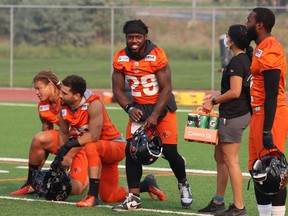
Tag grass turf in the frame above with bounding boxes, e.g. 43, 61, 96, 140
0, 103, 287, 215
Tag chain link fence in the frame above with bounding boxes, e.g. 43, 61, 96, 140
0, 4, 287, 90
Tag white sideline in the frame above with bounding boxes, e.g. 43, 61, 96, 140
0, 157, 250, 177
0, 196, 210, 216
0, 102, 191, 112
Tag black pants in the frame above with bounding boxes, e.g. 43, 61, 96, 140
125, 139, 187, 188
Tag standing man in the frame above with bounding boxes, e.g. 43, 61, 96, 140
112, 19, 192, 210
246, 7, 288, 216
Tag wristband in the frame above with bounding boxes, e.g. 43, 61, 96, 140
211, 97, 217, 105
124, 104, 134, 113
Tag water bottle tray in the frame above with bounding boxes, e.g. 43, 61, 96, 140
184, 126, 218, 145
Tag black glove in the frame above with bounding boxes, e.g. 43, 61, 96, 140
50, 157, 62, 171
56, 137, 81, 160
262, 131, 276, 150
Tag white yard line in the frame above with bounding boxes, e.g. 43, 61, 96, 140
0, 196, 210, 216
0, 157, 250, 177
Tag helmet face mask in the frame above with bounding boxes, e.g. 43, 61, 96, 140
32, 165, 72, 201
252, 149, 288, 195
130, 126, 163, 165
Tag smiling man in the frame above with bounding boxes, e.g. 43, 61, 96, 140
112, 19, 193, 210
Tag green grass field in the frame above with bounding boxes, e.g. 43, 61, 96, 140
0, 58, 222, 90
1, 102, 288, 215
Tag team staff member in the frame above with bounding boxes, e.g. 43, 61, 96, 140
246, 7, 288, 216
111, 19, 192, 210
198, 25, 253, 215
11, 70, 89, 196
200, 25, 252, 216
54, 75, 166, 207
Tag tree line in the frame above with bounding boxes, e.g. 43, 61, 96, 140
0, 0, 130, 46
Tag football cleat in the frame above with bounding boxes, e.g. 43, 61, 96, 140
144, 174, 167, 201
112, 193, 142, 211
76, 195, 100, 207
178, 181, 193, 208
10, 184, 34, 196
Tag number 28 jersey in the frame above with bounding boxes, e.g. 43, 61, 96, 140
113, 46, 168, 104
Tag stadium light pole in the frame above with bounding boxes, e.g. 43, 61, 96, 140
211, 8, 216, 91
110, 6, 114, 89
9, 6, 14, 88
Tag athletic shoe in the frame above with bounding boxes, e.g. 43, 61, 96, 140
198, 199, 225, 214
76, 195, 100, 207
10, 184, 34, 196
178, 181, 193, 208
215, 203, 248, 216
144, 174, 167, 201
112, 193, 142, 211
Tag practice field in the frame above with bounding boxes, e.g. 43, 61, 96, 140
0, 102, 288, 215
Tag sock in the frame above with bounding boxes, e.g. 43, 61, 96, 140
258, 204, 272, 216
27, 164, 40, 184
179, 178, 187, 184
214, 195, 224, 202
272, 205, 286, 216
88, 178, 99, 197
139, 179, 149, 193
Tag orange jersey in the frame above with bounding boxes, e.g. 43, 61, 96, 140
38, 98, 61, 126
250, 36, 287, 108
113, 46, 168, 104
61, 94, 121, 140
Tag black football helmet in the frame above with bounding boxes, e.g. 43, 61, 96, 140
252, 148, 288, 195
130, 126, 163, 165
32, 164, 72, 201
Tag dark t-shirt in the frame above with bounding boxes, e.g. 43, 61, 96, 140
219, 53, 251, 119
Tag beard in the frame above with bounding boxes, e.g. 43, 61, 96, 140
247, 25, 258, 41
60, 101, 67, 106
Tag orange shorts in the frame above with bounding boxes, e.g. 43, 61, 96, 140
84, 140, 126, 166
48, 130, 88, 185
248, 105, 288, 170
69, 148, 88, 185
126, 111, 178, 144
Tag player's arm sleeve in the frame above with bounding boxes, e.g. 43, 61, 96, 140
262, 69, 280, 131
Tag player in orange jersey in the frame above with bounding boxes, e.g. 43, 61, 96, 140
10, 70, 89, 196
111, 19, 192, 211
52, 75, 166, 207
246, 7, 288, 216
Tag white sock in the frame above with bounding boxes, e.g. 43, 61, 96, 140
272, 205, 286, 216
258, 204, 272, 216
